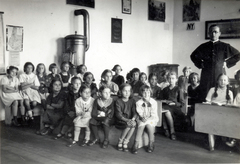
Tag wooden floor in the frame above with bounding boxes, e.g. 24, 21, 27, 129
1, 122, 240, 164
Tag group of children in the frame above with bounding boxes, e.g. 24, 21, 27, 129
0, 61, 240, 153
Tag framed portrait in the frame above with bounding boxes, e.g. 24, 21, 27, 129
122, 0, 131, 14
66, 0, 95, 8
148, 0, 165, 22
6, 25, 23, 52
183, 0, 201, 22
205, 19, 240, 39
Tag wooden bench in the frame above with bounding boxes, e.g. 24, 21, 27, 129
195, 103, 240, 150
4, 104, 44, 125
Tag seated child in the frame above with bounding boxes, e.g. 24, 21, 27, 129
54, 77, 81, 140
76, 64, 87, 82
130, 68, 144, 96
19, 62, 41, 122
46, 63, 61, 86
139, 72, 150, 86
205, 74, 233, 106
39, 79, 66, 135
0, 66, 25, 126
59, 61, 72, 92
158, 72, 187, 140
187, 72, 202, 117
132, 85, 159, 154
232, 69, 240, 98
36, 63, 48, 108
204, 74, 233, 151
115, 83, 137, 152
178, 66, 191, 95
158, 70, 169, 90
68, 84, 95, 147
112, 64, 125, 88
99, 69, 119, 95
88, 86, 115, 149
83, 72, 98, 99
149, 73, 161, 99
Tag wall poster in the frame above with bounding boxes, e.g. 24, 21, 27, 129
111, 18, 122, 43
6, 25, 23, 52
183, 0, 201, 22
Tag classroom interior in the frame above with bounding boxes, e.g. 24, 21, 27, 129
1, 0, 240, 163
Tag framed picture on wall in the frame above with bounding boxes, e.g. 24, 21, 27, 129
183, 0, 201, 22
148, 0, 165, 22
66, 0, 95, 8
6, 25, 23, 52
205, 19, 240, 39
122, 0, 131, 14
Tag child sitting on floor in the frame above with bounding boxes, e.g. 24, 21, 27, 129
54, 77, 81, 140
19, 62, 41, 122
99, 69, 119, 95
132, 85, 159, 154
68, 84, 95, 147
0, 66, 25, 126
115, 83, 137, 152
39, 79, 66, 135
88, 86, 115, 149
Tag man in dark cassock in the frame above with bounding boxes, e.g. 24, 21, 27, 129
190, 24, 240, 102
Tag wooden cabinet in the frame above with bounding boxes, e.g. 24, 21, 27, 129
148, 63, 179, 83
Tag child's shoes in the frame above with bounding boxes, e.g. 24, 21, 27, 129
226, 139, 236, 147
170, 133, 177, 140
164, 129, 170, 138
12, 119, 21, 127
67, 140, 77, 147
117, 143, 123, 151
123, 144, 129, 152
80, 139, 89, 147
132, 142, 139, 154
54, 133, 63, 140
40, 127, 50, 135
102, 140, 109, 149
147, 142, 154, 153
88, 139, 99, 146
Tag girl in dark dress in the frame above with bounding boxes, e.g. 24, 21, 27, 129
115, 83, 137, 152
88, 86, 115, 149
112, 64, 125, 88
82, 72, 98, 99
187, 72, 201, 117
54, 77, 81, 140
39, 79, 66, 135
59, 61, 72, 93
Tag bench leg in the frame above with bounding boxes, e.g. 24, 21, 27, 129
208, 134, 215, 151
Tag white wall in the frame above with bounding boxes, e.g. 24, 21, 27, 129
0, 0, 174, 120
173, 0, 240, 77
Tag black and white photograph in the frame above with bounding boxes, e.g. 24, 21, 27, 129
0, 0, 240, 164
183, 0, 201, 22
148, 0, 165, 22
